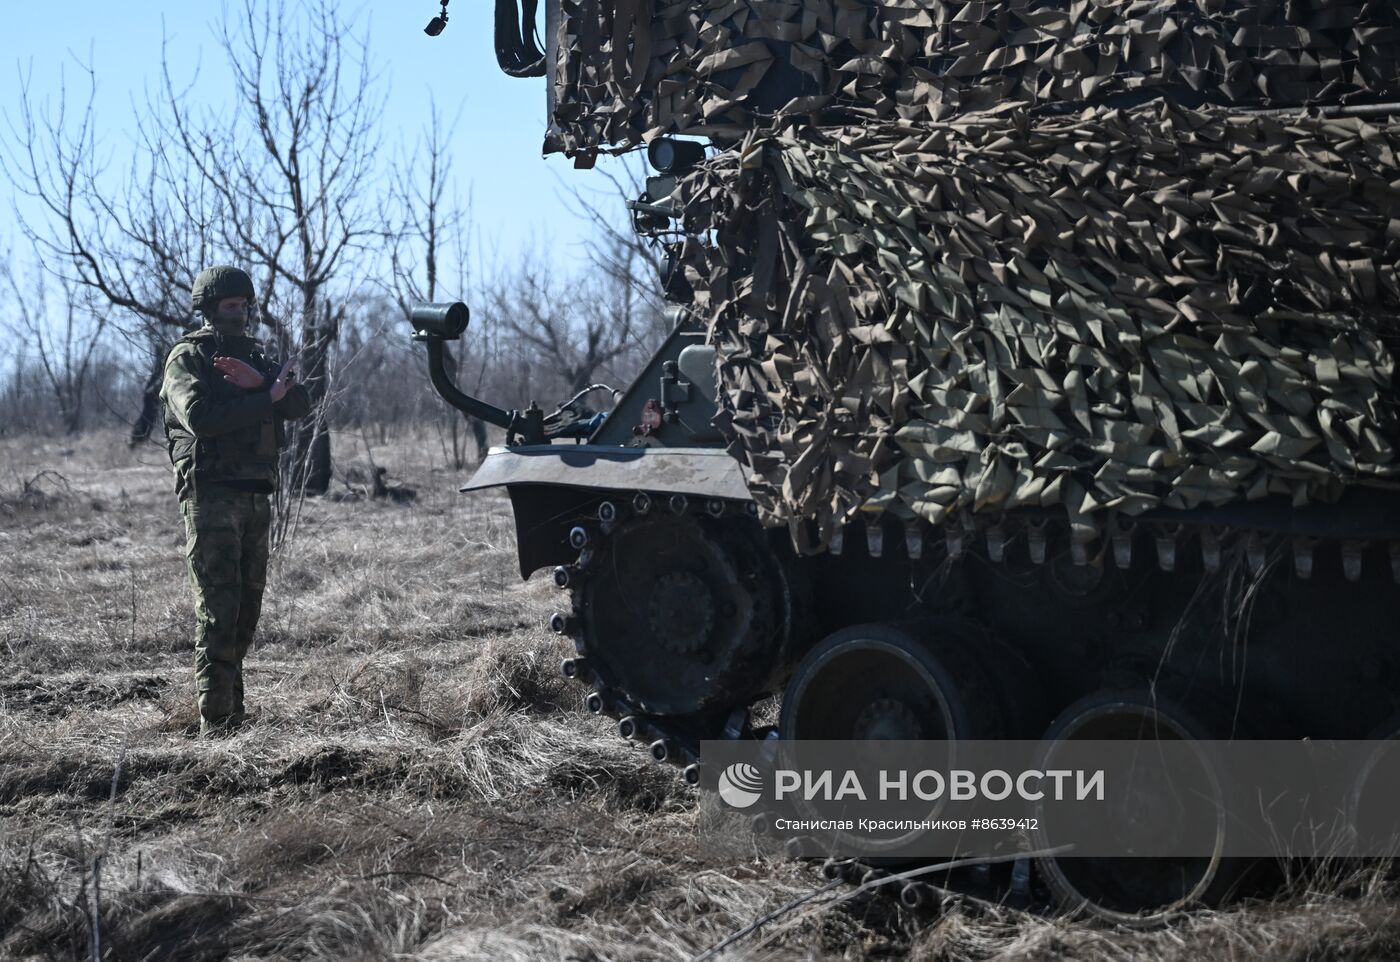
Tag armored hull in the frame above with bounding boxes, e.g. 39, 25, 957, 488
421, 0, 1400, 920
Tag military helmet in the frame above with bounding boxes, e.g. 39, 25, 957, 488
191, 265, 256, 314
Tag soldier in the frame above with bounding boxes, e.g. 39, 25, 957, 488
161, 266, 311, 736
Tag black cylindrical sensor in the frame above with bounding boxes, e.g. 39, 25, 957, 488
409, 301, 470, 338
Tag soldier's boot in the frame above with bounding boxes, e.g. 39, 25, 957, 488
197, 673, 242, 738
199, 714, 242, 738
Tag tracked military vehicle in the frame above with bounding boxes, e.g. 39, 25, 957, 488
411, 0, 1400, 920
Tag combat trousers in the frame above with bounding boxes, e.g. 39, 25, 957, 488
180, 488, 271, 722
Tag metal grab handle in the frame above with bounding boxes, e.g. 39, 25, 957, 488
409, 300, 547, 444
417, 333, 515, 431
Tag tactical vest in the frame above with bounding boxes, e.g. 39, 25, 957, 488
164, 329, 282, 497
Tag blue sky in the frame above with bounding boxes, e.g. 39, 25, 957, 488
0, 1, 634, 290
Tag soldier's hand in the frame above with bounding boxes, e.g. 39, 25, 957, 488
277, 351, 301, 383
213, 356, 266, 389
269, 355, 298, 403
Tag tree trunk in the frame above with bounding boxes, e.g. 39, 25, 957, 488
471, 416, 489, 462
291, 299, 336, 496
305, 421, 332, 493
128, 352, 166, 446
291, 403, 333, 496
441, 341, 488, 464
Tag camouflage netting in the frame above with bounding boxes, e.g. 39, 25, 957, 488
672, 102, 1400, 545
549, 0, 1400, 159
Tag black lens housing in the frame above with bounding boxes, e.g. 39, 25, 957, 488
647, 138, 706, 174
410, 301, 470, 338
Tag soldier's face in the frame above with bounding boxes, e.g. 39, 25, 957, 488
214, 297, 249, 331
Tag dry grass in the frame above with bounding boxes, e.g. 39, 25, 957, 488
2, 430, 1399, 961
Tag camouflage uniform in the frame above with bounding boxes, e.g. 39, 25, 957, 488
161, 266, 311, 732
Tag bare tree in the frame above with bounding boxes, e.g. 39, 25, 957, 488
387, 98, 491, 466
0, 252, 111, 434
0, 3, 673, 459
2, 1, 384, 495
2, 57, 209, 445
556, 156, 676, 347
172, 0, 385, 494
489, 234, 661, 401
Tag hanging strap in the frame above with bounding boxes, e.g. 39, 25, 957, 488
496, 0, 547, 77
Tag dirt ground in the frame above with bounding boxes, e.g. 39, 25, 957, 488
3, 430, 1399, 961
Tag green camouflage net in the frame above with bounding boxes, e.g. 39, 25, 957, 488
549, 0, 1400, 159
673, 102, 1400, 545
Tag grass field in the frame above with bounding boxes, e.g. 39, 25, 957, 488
3, 430, 1399, 961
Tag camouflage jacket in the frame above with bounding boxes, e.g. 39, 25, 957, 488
160, 327, 312, 500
